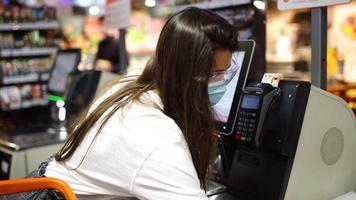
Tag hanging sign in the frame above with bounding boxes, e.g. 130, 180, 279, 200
278, 0, 351, 10
105, 0, 131, 29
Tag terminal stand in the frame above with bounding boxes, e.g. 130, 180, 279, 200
209, 80, 356, 200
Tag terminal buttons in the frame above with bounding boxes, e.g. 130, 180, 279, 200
235, 110, 258, 142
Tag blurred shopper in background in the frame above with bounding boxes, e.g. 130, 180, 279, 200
95, 16, 128, 74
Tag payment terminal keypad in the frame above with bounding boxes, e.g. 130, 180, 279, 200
235, 111, 257, 142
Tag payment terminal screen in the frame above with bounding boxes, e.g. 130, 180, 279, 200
212, 51, 245, 123
48, 52, 79, 94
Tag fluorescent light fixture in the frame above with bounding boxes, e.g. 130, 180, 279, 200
253, 0, 265, 10
145, 0, 156, 7
74, 0, 91, 7
59, 107, 66, 121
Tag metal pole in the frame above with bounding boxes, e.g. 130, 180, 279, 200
311, 7, 327, 90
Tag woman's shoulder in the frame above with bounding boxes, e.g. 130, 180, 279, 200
92, 76, 134, 106
118, 91, 184, 144
87, 76, 183, 144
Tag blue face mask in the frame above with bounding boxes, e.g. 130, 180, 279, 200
208, 81, 227, 105
208, 53, 238, 105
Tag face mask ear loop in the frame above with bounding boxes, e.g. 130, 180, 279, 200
224, 60, 239, 86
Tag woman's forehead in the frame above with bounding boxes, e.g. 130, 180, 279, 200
213, 50, 232, 70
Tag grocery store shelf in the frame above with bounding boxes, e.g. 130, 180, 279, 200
172, 0, 251, 13
0, 98, 48, 111
21, 98, 48, 109
40, 72, 50, 81
2, 72, 50, 85
0, 21, 60, 31
2, 74, 38, 85
0, 47, 57, 57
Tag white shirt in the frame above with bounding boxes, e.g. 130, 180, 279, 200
45, 84, 209, 200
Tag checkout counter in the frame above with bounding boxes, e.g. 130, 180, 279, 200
0, 46, 355, 199
0, 70, 120, 180
0, 80, 355, 198
0, 127, 66, 179
208, 80, 356, 200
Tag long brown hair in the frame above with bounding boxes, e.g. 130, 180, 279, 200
55, 7, 239, 189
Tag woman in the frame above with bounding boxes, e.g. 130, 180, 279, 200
5, 7, 239, 200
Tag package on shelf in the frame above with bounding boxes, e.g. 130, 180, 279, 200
0, 86, 21, 110
0, 84, 48, 111
0, 4, 57, 24
0, 31, 60, 48
1, 58, 53, 84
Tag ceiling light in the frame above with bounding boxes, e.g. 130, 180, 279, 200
89, 5, 100, 15
145, 0, 156, 7
253, 0, 265, 10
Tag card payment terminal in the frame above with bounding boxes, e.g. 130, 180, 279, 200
235, 83, 280, 148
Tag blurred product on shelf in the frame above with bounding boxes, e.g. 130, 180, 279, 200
0, 86, 21, 110
0, 1, 60, 116
0, 31, 60, 48
0, 58, 53, 85
0, 115, 15, 131
0, 4, 57, 23
0, 84, 48, 111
